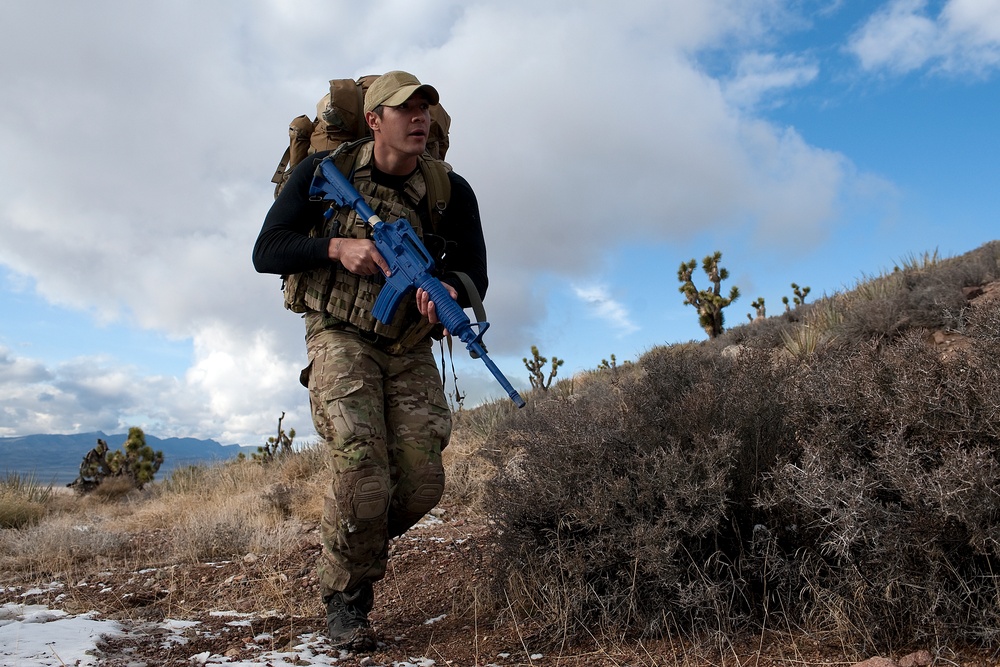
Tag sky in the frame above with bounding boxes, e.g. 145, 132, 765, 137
1, 0, 998, 448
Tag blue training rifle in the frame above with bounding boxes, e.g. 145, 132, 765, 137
310, 159, 526, 408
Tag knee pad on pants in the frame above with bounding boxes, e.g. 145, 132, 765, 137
337, 467, 389, 522
402, 464, 444, 516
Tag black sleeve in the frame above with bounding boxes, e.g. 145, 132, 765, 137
438, 171, 489, 309
252, 151, 334, 275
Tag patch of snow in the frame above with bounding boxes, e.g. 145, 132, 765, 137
209, 609, 254, 618
188, 632, 342, 666
0, 600, 450, 667
0, 603, 124, 667
20, 582, 64, 597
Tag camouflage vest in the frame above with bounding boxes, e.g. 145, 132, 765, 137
283, 140, 450, 351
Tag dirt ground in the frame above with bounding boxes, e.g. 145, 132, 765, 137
2, 500, 997, 666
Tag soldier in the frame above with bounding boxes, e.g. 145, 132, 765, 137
252, 71, 488, 650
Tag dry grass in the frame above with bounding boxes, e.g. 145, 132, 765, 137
0, 472, 54, 529
0, 496, 47, 530
90, 475, 137, 501
444, 397, 515, 507
0, 512, 133, 576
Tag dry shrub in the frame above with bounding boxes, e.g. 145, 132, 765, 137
482, 241, 1000, 652
836, 241, 1000, 341
90, 475, 138, 501
483, 343, 795, 643
760, 319, 1000, 647
445, 397, 517, 507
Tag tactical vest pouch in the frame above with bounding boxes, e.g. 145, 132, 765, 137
282, 209, 341, 314
283, 265, 337, 314
282, 273, 306, 313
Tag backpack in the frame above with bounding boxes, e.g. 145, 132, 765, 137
270, 75, 452, 199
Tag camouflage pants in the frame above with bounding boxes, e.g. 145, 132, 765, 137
305, 326, 451, 598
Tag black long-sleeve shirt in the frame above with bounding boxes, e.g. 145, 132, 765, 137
252, 150, 488, 308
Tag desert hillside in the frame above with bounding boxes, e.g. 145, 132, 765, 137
2, 241, 1000, 666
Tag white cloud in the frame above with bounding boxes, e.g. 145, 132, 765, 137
185, 323, 311, 444
848, 0, 1000, 75
572, 285, 639, 336
0, 348, 52, 385
723, 52, 820, 108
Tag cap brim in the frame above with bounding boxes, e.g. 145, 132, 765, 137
381, 83, 440, 108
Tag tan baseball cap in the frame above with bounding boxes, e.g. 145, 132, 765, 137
363, 71, 440, 114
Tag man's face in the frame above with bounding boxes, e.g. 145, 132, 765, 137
373, 93, 431, 158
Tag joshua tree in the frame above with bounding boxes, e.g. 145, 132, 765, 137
748, 297, 766, 322
678, 251, 740, 338
782, 282, 812, 312
255, 412, 296, 464
523, 345, 564, 391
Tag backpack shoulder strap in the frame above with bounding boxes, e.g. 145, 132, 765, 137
418, 156, 452, 233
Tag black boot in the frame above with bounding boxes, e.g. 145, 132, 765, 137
324, 582, 376, 651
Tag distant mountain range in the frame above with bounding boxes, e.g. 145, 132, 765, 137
0, 432, 257, 486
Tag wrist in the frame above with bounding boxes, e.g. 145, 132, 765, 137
328, 238, 343, 261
